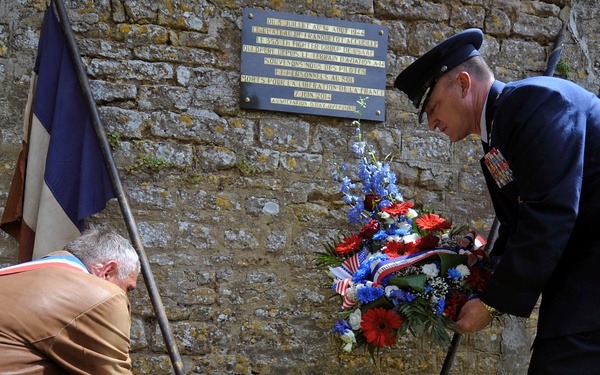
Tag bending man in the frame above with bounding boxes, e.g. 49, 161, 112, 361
0, 228, 140, 374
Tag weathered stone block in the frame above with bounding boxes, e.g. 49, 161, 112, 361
259, 118, 310, 152
138, 84, 191, 110
88, 59, 175, 81
92, 80, 137, 102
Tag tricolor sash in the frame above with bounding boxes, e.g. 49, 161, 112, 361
0, 253, 89, 276
371, 248, 457, 284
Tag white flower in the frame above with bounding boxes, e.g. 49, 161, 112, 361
403, 233, 420, 243
348, 309, 362, 330
385, 285, 399, 297
397, 221, 412, 231
379, 211, 395, 225
386, 235, 402, 243
347, 284, 359, 302
406, 208, 418, 219
456, 264, 470, 278
422, 263, 439, 278
340, 330, 356, 352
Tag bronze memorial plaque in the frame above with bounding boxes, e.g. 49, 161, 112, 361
240, 8, 388, 121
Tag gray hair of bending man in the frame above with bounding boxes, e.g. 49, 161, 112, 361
64, 228, 141, 279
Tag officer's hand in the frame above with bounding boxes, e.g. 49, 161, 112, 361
453, 298, 493, 334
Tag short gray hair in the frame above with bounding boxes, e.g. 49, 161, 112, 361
451, 55, 494, 82
64, 228, 140, 279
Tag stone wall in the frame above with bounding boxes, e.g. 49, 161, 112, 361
1, 0, 599, 374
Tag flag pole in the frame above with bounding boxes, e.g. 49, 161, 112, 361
51, 1, 185, 373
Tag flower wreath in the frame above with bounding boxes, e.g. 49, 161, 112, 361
316, 98, 494, 356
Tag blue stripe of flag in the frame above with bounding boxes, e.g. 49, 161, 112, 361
33, 3, 116, 231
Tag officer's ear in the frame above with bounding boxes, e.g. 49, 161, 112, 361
457, 71, 471, 97
91, 261, 119, 280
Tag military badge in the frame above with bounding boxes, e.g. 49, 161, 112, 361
483, 148, 514, 188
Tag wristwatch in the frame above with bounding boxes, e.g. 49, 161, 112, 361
482, 301, 504, 318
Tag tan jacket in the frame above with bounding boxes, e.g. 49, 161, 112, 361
0, 259, 133, 374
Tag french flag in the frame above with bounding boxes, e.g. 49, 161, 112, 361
0, 2, 115, 262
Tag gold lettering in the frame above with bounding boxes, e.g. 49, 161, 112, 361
271, 97, 355, 112
275, 69, 354, 84
255, 36, 374, 57
252, 26, 377, 48
263, 57, 367, 75
293, 90, 332, 100
241, 74, 384, 96
266, 17, 365, 36
243, 45, 384, 68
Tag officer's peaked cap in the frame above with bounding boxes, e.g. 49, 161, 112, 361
394, 28, 484, 112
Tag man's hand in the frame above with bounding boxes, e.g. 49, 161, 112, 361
454, 298, 493, 334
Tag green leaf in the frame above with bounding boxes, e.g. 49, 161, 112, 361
388, 274, 428, 292
361, 295, 394, 312
438, 253, 468, 277
313, 238, 346, 267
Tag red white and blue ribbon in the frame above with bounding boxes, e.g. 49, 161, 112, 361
370, 248, 457, 285
331, 250, 368, 310
0, 253, 89, 276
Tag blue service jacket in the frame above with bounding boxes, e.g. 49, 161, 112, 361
479, 77, 600, 340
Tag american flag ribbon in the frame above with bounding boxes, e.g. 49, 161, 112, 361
330, 250, 370, 310
334, 277, 352, 296
340, 249, 367, 274
341, 295, 356, 310
329, 249, 367, 283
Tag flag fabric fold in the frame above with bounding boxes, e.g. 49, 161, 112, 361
1, 1, 115, 262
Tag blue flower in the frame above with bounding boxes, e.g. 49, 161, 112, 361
340, 176, 356, 195
351, 265, 370, 283
356, 286, 384, 304
389, 289, 417, 305
352, 141, 366, 155
447, 267, 462, 281
347, 201, 366, 224
380, 273, 393, 287
378, 199, 393, 209
352, 254, 388, 283
387, 227, 408, 236
332, 318, 352, 334
435, 299, 446, 316
372, 229, 388, 241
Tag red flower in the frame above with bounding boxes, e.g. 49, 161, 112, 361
415, 213, 451, 233
361, 307, 402, 348
383, 240, 419, 258
359, 219, 380, 239
363, 194, 380, 211
416, 234, 440, 250
382, 242, 401, 258
335, 234, 362, 256
381, 201, 414, 217
465, 265, 492, 292
443, 292, 468, 321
